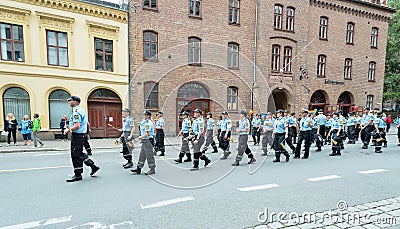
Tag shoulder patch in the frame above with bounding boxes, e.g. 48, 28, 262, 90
130, 121, 134, 125
74, 115, 79, 119
145, 125, 149, 130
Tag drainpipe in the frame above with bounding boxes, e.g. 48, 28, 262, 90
127, 1, 131, 110
251, 0, 259, 114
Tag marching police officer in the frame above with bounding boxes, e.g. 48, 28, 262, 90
65, 96, 100, 182
220, 111, 232, 160
272, 109, 290, 163
201, 112, 218, 154
154, 111, 166, 156
261, 112, 274, 156
346, 112, 357, 144
310, 110, 322, 152
374, 112, 386, 153
325, 113, 332, 145
175, 112, 192, 163
232, 110, 256, 166
120, 108, 135, 169
131, 110, 156, 175
317, 109, 326, 144
327, 112, 343, 156
355, 112, 362, 141
360, 108, 374, 149
190, 109, 211, 171
283, 110, 296, 153
251, 114, 261, 145
289, 112, 298, 145
294, 110, 313, 159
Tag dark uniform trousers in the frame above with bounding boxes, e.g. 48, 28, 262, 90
375, 128, 386, 152
347, 125, 356, 143
319, 125, 326, 142
290, 126, 297, 143
361, 125, 373, 145
121, 131, 133, 162
84, 132, 92, 154
251, 127, 260, 144
137, 138, 156, 170
71, 133, 95, 176
202, 130, 218, 153
178, 133, 191, 159
193, 134, 209, 167
219, 131, 231, 157
285, 128, 296, 152
355, 125, 361, 141
331, 130, 343, 154
273, 133, 290, 160
294, 130, 311, 158
154, 129, 165, 153
235, 134, 254, 162
325, 126, 331, 144
311, 128, 317, 143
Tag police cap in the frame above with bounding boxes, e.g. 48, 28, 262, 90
302, 109, 309, 114
181, 111, 189, 116
377, 111, 383, 116
143, 110, 151, 116
283, 110, 289, 113
239, 110, 248, 116
122, 108, 131, 113
267, 112, 272, 115
276, 109, 284, 114
222, 111, 229, 115
291, 112, 295, 115
333, 112, 339, 116
206, 112, 212, 116
67, 95, 81, 103
158, 111, 163, 115
193, 109, 202, 114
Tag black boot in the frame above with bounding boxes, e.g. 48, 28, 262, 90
66, 175, 82, 182
248, 157, 256, 164
131, 166, 141, 174
123, 161, 134, 169
184, 153, 192, 162
90, 165, 100, 176
316, 147, 321, 152
212, 146, 218, 153
174, 157, 183, 163
362, 144, 368, 149
232, 161, 240, 166
273, 157, 280, 163
158, 152, 165, 156
145, 169, 156, 175
284, 152, 290, 162
190, 160, 199, 171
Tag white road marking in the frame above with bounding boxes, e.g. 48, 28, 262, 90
307, 175, 341, 182
0, 215, 72, 229
0, 166, 69, 173
141, 196, 195, 209
237, 183, 280, 192
34, 153, 64, 157
358, 169, 388, 174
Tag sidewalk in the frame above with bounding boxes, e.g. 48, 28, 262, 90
0, 137, 182, 153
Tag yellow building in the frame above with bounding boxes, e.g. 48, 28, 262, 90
0, 0, 128, 138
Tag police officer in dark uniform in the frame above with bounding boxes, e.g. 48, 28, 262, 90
251, 114, 261, 145
360, 108, 374, 149
346, 112, 357, 144
220, 111, 232, 160
154, 111, 166, 156
374, 112, 386, 153
327, 112, 343, 156
65, 96, 100, 182
190, 109, 211, 171
119, 108, 135, 169
175, 111, 192, 163
272, 110, 290, 163
283, 110, 296, 153
232, 110, 256, 166
294, 109, 313, 159
131, 110, 156, 175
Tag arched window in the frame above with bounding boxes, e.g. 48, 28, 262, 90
188, 37, 201, 65
271, 45, 280, 72
283, 46, 292, 73
49, 89, 71, 129
274, 5, 283, 29
317, 55, 326, 77
143, 31, 158, 60
229, 0, 240, 24
228, 42, 239, 69
368, 61, 376, 81
144, 82, 158, 109
227, 86, 238, 111
319, 17, 328, 39
371, 27, 378, 48
346, 22, 354, 44
344, 58, 352, 79
286, 7, 295, 31
3, 87, 30, 122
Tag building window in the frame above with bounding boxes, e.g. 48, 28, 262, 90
229, 0, 240, 24
271, 45, 280, 72
144, 82, 158, 109
3, 87, 30, 122
286, 7, 295, 31
274, 5, 283, 30
189, 0, 201, 18
95, 38, 113, 71
317, 55, 326, 77
366, 95, 373, 109
371, 27, 378, 48
188, 37, 201, 65
368, 61, 376, 81
143, 0, 157, 9
0, 23, 24, 62
228, 43, 239, 69
47, 30, 68, 67
346, 22, 354, 44
283, 46, 292, 73
344, 58, 352, 79
143, 31, 158, 60
49, 89, 71, 129
227, 87, 238, 111
319, 17, 328, 40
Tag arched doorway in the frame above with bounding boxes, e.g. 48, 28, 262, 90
337, 91, 354, 116
3, 87, 30, 122
309, 90, 328, 113
88, 89, 122, 138
49, 89, 71, 129
176, 82, 210, 134
270, 90, 288, 111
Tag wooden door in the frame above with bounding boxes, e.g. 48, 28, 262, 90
88, 101, 122, 138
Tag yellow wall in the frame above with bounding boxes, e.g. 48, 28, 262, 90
0, 0, 128, 131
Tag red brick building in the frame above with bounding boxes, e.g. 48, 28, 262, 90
129, 0, 395, 134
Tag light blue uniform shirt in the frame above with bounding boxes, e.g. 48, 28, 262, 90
221, 118, 231, 131
361, 114, 373, 126
312, 117, 319, 129
19, 120, 32, 134
288, 116, 297, 127
375, 117, 386, 129
252, 118, 261, 128
356, 116, 362, 125
239, 118, 250, 135
346, 116, 356, 126
70, 105, 87, 134
207, 118, 214, 130
140, 119, 154, 139
122, 116, 134, 131
182, 118, 191, 133
217, 120, 223, 130
263, 118, 274, 132
300, 117, 312, 131
155, 117, 165, 129
331, 117, 343, 130
317, 114, 326, 126
192, 117, 204, 135
274, 117, 286, 134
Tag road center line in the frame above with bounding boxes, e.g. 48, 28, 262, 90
307, 175, 341, 182
141, 196, 195, 209
34, 153, 64, 157
0, 166, 69, 173
237, 183, 280, 192
358, 169, 388, 174
0, 215, 72, 229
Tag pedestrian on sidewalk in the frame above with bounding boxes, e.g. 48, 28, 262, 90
65, 96, 100, 182
5, 113, 18, 146
60, 115, 69, 141
31, 113, 44, 148
19, 115, 32, 146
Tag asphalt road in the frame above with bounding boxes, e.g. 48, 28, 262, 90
1, 135, 400, 229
